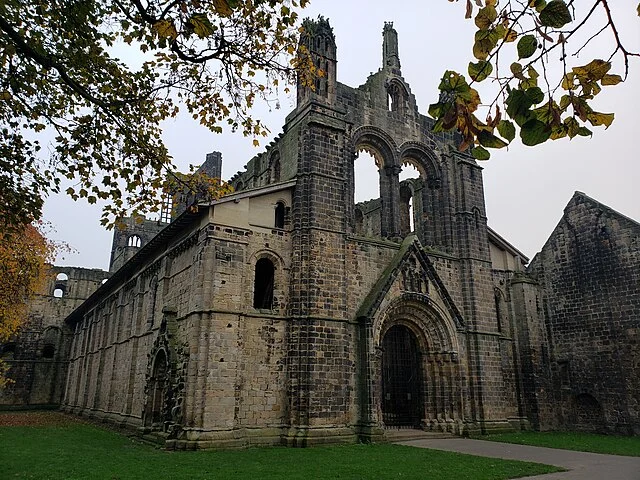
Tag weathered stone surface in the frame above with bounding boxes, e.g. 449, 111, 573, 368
2, 20, 637, 447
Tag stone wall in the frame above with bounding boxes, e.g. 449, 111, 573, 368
527, 192, 640, 434
0, 266, 109, 408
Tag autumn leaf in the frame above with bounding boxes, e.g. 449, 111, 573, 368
586, 112, 614, 128
189, 13, 215, 38
212, 0, 234, 17
153, 19, 178, 40
601, 74, 623, 86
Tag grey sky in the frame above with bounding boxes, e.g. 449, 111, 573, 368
43, 0, 640, 269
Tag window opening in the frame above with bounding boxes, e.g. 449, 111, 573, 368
1, 342, 16, 359
53, 287, 65, 298
399, 163, 420, 235
160, 192, 173, 224
253, 258, 275, 309
354, 150, 380, 203
42, 343, 55, 359
354, 208, 364, 236
272, 157, 281, 183
494, 292, 503, 333
275, 202, 285, 229
56, 273, 68, 281
128, 235, 142, 248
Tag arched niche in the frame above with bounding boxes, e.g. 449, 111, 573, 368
399, 143, 446, 248
351, 127, 401, 238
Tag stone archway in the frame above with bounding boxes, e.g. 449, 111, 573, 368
381, 325, 423, 427
144, 349, 169, 430
375, 296, 462, 433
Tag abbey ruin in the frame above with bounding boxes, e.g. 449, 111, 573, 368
1, 19, 638, 447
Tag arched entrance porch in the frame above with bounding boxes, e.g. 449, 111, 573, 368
375, 297, 463, 433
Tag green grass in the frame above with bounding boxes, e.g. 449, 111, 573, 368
481, 431, 640, 457
0, 423, 562, 480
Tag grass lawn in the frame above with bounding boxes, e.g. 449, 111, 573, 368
0, 413, 562, 480
481, 431, 640, 457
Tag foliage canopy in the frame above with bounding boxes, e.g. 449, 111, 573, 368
1, 0, 638, 233
0, 223, 55, 387
0, 0, 309, 231
431, 0, 639, 159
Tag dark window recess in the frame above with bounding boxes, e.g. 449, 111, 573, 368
253, 258, 275, 309
42, 344, 55, 359
275, 202, 285, 229
1, 342, 17, 358
494, 294, 503, 333
559, 361, 570, 387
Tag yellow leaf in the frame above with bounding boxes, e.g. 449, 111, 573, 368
573, 59, 611, 81
601, 74, 623, 86
190, 13, 215, 38
253, 139, 260, 147
212, 0, 233, 17
587, 112, 614, 128
153, 20, 178, 40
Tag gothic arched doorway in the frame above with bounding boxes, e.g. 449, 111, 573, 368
145, 350, 168, 429
381, 325, 424, 427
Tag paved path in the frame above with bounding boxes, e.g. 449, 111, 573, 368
397, 437, 640, 480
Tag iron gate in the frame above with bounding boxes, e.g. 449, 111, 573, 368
381, 325, 423, 427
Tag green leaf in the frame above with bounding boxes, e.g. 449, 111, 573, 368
478, 130, 508, 149
517, 35, 538, 59
471, 145, 491, 160
428, 101, 446, 119
468, 60, 493, 82
559, 95, 571, 110
539, 1, 572, 28
506, 89, 534, 126
497, 120, 516, 142
473, 34, 495, 60
190, 13, 215, 38
525, 87, 545, 104
577, 127, 593, 137
529, 0, 548, 13
520, 119, 551, 146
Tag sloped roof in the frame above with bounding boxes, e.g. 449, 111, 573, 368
355, 235, 465, 329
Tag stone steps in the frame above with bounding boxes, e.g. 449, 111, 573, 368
384, 428, 455, 442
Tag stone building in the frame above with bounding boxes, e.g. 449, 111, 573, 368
1, 19, 638, 443
524, 192, 640, 435
0, 266, 109, 408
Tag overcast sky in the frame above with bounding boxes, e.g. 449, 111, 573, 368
43, 0, 640, 270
